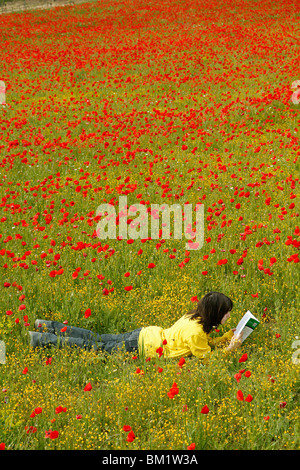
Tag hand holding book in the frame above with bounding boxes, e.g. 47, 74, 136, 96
226, 311, 259, 352
226, 331, 243, 352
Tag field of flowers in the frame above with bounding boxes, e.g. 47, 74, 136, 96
0, 0, 299, 451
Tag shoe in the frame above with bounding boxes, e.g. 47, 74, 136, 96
29, 331, 58, 349
29, 331, 42, 348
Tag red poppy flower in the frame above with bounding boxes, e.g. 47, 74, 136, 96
49, 430, 59, 440
234, 372, 242, 382
84, 382, 92, 392
168, 382, 179, 398
237, 390, 244, 401
178, 357, 186, 368
45, 429, 59, 439
55, 406, 67, 414
126, 430, 135, 442
200, 405, 209, 414
123, 425, 131, 432
187, 443, 195, 450
84, 308, 91, 319
239, 353, 248, 363
26, 426, 37, 434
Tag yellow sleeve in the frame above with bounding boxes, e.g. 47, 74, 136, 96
208, 329, 234, 347
186, 334, 212, 360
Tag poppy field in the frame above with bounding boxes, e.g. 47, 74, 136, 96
0, 0, 300, 451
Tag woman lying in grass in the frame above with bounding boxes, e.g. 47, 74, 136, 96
29, 291, 242, 360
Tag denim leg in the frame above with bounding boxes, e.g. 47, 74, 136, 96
33, 322, 142, 354
36, 320, 102, 343
30, 331, 100, 350
124, 328, 142, 352
100, 328, 142, 354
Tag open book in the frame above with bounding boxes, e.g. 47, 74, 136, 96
234, 310, 260, 343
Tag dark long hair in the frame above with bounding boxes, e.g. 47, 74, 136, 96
186, 291, 233, 334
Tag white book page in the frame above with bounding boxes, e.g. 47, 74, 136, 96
234, 310, 259, 342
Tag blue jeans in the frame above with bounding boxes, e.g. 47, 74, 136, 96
34, 320, 142, 354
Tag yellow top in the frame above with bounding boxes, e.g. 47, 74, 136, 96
138, 314, 234, 360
